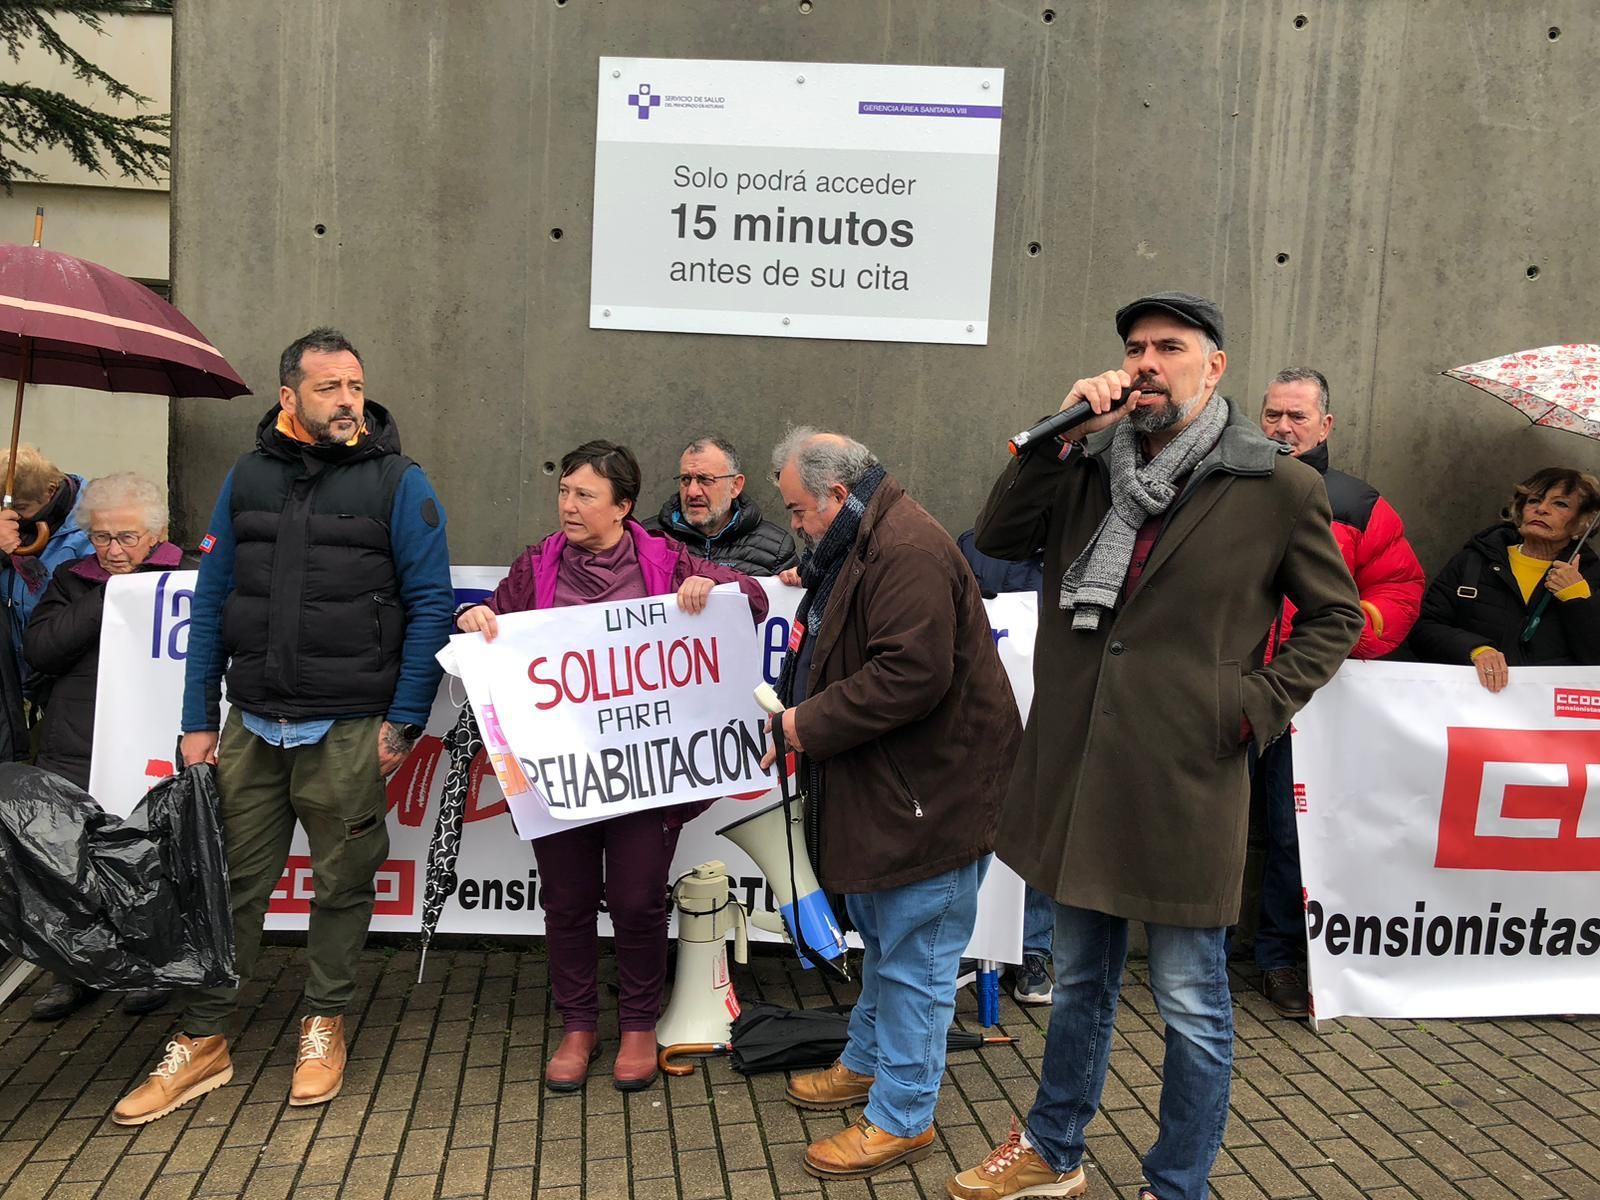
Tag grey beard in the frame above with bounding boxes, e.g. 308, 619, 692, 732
1129, 385, 1207, 434
684, 503, 732, 534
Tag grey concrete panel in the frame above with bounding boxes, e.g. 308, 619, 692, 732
172, 0, 1600, 574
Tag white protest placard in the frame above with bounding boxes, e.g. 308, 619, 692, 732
90, 571, 1029, 962
1294, 662, 1600, 1025
447, 587, 772, 832
591, 57, 1004, 345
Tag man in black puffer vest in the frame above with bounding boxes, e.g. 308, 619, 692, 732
644, 435, 797, 576
114, 329, 454, 1126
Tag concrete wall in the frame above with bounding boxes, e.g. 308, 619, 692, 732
1, 11, 171, 488
170, 1, 1600, 573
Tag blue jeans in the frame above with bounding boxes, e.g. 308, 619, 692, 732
1252, 736, 1305, 972
1026, 904, 1233, 1200
840, 856, 989, 1138
1023, 885, 1055, 958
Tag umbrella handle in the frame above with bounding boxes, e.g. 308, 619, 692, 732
6, 518, 49, 558
658, 1042, 730, 1077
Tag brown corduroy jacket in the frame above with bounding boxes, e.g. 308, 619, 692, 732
792, 476, 1021, 894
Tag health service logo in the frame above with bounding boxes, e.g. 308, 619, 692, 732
624, 83, 726, 120
628, 83, 661, 119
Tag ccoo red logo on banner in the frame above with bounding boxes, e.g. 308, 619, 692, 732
1554, 688, 1600, 719
1436, 727, 1600, 872
269, 857, 417, 915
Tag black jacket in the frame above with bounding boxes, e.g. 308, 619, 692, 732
222, 404, 419, 719
643, 495, 797, 577
1410, 523, 1600, 666
25, 544, 186, 791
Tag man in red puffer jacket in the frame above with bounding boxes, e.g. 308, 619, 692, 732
1254, 367, 1423, 1019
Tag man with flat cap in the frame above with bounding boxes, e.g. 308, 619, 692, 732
948, 292, 1361, 1200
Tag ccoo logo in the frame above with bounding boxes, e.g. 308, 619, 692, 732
1436, 727, 1600, 872
1554, 688, 1600, 719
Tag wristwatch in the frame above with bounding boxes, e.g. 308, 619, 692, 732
396, 723, 425, 743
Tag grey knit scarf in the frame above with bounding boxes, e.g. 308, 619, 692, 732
1059, 392, 1229, 629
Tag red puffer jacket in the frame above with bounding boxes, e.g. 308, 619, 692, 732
1274, 445, 1423, 660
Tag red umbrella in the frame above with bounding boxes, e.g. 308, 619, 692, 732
0, 210, 249, 551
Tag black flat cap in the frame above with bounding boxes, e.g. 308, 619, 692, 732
1115, 291, 1225, 348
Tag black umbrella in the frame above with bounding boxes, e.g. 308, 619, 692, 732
659, 1000, 1014, 1076
417, 706, 482, 980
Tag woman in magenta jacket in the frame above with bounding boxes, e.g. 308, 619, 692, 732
455, 440, 767, 1093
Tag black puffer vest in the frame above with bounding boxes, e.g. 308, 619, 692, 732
222, 403, 415, 719
643, 495, 797, 577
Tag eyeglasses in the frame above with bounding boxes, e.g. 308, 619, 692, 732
87, 530, 150, 548
677, 473, 738, 490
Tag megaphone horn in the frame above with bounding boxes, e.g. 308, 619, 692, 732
717, 799, 848, 970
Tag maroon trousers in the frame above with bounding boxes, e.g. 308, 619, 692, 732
533, 807, 683, 1033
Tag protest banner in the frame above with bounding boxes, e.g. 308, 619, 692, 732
590, 57, 1004, 345
444, 588, 772, 835
91, 570, 1028, 962
1293, 662, 1600, 1024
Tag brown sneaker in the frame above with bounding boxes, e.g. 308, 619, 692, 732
111, 1034, 233, 1126
946, 1119, 1087, 1199
289, 1015, 346, 1107
804, 1115, 935, 1180
786, 1059, 875, 1110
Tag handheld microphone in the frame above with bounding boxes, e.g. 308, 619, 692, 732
1008, 386, 1136, 456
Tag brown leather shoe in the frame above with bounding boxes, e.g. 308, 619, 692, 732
112, 1033, 232, 1126
786, 1059, 875, 1110
289, 1015, 346, 1106
804, 1116, 935, 1180
613, 1029, 659, 1091
545, 1030, 600, 1093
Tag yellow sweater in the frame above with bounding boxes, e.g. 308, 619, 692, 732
1470, 546, 1590, 660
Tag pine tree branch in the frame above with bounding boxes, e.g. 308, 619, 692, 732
0, 2, 171, 193
0, 82, 170, 191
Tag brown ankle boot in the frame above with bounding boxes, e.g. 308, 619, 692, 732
289, 1015, 346, 1106
546, 1030, 600, 1093
786, 1059, 875, 1110
804, 1116, 936, 1179
112, 1033, 233, 1126
613, 1029, 659, 1092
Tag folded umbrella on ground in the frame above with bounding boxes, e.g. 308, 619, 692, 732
658, 1000, 1014, 1076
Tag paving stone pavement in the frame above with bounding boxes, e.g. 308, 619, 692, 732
0, 941, 1596, 1200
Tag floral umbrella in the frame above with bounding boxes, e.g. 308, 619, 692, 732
1443, 343, 1600, 439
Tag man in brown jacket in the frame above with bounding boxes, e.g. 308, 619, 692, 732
948, 293, 1361, 1200
763, 428, 1021, 1182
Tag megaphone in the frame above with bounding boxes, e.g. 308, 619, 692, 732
717, 798, 848, 970
657, 861, 749, 1050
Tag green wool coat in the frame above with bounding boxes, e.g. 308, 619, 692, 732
975, 401, 1362, 928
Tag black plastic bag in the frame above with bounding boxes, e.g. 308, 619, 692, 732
0, 762, 236, 990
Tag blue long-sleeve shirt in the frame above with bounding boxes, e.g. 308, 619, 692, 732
181, 466, 454, 732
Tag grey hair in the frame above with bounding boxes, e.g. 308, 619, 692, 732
1266, 366, 1330, 415
770, 427, 879, 501
77, 472, 168, 533
682, 435, 741, 475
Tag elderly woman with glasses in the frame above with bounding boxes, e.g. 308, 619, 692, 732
1411, 466, 1600, 691
21, 471, 184, 1021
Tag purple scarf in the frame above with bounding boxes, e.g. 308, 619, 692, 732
551, 532, 648, 608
